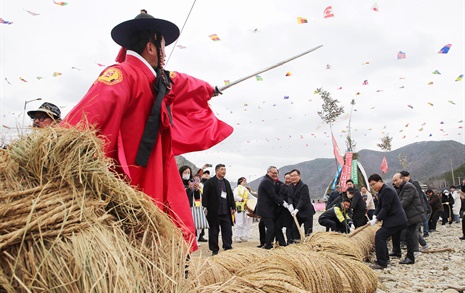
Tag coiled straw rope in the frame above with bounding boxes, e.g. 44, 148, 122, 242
0, 127, 192, 292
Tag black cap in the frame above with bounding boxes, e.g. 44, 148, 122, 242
27, 102, 61, 120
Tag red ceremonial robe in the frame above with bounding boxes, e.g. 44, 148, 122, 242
63, 51, 233, 252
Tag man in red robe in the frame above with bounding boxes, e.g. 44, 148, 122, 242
63, 10, 233, 252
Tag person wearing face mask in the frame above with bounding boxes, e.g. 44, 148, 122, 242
346, 183, 367, 228
179, 165, 200, 207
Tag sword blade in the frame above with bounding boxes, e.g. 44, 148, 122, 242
218, 45, 323, 92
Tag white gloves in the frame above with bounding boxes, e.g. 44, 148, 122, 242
373, 215, 377, 220
287, 204, 295, 213
291, 209, 299, 217
369, 218, 378, 226
349, 224, 355, 232
282, 201, 289, 209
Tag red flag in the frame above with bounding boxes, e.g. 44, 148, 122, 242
332, 132, 344, 167
380, 156, 389, 174
324, 6, 335, 18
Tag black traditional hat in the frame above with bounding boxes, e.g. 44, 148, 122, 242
111, 9, 180, 47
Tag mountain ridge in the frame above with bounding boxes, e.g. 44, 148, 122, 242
248, 140, 465, 198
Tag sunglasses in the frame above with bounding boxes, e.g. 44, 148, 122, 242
32, 116, 51, 122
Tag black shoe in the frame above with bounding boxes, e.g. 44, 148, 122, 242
212, 251, 218, 256
369, 263, 387, 270
388, 252, 402, 258
257, 244, 264, 248
262, 244, 273, 250
423, 233, 429, 237
459, 236, 465, 240
399, 258, 414, 265
198, 237, 208, 242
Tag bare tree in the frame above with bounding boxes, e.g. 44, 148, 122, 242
377, 134, 393, 152
398, 153, 412, 169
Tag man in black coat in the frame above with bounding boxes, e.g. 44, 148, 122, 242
288, 169, 315, 241
346, 182, 367, 228
326, 185, 342, 210
400, 170, 430, 237
255, 166, 288, 249
368, 174, 408, 270
275, 172, 293, 246
202, 164, 236, 255
393, 173, 426, 264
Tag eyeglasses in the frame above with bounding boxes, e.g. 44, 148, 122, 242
268, 171, 278, 175
32, 116, 50, 122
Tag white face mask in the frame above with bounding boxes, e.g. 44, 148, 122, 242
347, 193, 354, 199
182, 174, 190, 180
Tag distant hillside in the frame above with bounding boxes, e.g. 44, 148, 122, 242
175, 156, 198, 174
427, 162, 465, 190
249, 140, 465, 199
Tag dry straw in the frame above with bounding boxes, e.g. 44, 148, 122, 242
189, 227, 380, 292
0, 127, 192, 292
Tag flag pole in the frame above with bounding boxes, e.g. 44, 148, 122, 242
218, 45, 323, 92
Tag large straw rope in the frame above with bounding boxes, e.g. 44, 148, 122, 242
189, 226, 380, 292
0, 127, 192, 292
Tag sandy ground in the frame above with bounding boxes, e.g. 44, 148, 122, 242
191, 211, 465, 293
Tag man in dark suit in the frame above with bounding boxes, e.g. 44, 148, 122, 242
346, 180, 367, 228
255, 166, 289, 249
202, 164, 236, 255
288, 169, 316, 242
368, 174, 408, 270
392, 172, 426, 265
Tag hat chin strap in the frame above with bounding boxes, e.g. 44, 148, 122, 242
116, 47, 127, 63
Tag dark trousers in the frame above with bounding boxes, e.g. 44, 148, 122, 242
261, 217, 277, 248
291, 215, 313, 241
207, 213, 233, 253
375, 224, 405, 267
429, 210, 442, 230
319, 218, 347, 233
352, 210, 367, 228
393, 222, 416, 261
367, 210, 375, 220
258, 218, 265, 245
442, 208, 453, 225
462, 214, 465, 236
274, 208, 287, 246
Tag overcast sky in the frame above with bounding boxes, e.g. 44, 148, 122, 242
1, 0, 464, 183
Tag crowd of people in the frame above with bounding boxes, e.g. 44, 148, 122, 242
12, 9, 465, 271
174, 163, 465, 261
